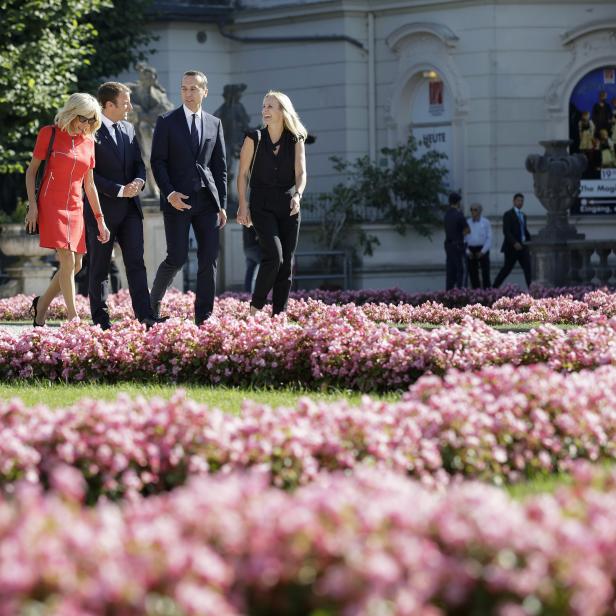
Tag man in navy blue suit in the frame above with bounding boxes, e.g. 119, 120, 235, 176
149, 69, 227, 324
86, 81, 159, 329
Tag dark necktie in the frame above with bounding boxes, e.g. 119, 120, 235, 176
515, 209, 525, 242
190, 113, 200, 154
112, 123, 124, 164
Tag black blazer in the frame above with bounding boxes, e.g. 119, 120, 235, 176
150, 106, 227, 213
501, 207, 531, 253
89, 121, 146, 225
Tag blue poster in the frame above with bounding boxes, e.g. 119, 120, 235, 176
569, 66, 616, 214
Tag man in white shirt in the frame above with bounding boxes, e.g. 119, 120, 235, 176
465, 202, 492, 288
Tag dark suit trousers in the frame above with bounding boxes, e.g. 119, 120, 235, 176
445, 241, 465, 290
150, 189, 219, 323
250, 188, 300, 314
493, 246, 532, 287
467, 246, 491, 289
88, 204, 152, 327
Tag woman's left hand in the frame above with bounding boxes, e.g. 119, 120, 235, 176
97, 219, 111, 244
290, 194, 301, 216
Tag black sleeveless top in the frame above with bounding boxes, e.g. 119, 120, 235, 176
248, 128, 301, 191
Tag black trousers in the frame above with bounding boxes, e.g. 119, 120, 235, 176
467, 246, 491, 288
493, 246, 531, 288
250, 188, 300, 314
150, 189, 219, 323
87, 205, 151, 327
445, 241, 465, 290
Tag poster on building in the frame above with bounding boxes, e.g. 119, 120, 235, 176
569, 65, 616, 214
411, 75, 452, 186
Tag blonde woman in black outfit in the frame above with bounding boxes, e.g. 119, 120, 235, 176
236, 91, 307, 315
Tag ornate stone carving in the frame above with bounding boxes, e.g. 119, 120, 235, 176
126, 63, 175, 199
526, 140, 587, 241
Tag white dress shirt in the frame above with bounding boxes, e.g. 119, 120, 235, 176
100, 114, 144, 197
465, 216, 492, 254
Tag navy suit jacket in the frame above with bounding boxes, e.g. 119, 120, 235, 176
88, 120, 146, 226
150, 106, 227, 213
501, 207, 531, 253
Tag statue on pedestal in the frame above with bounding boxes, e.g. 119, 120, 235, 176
126, 63, 174, 199
213, 83, 251, 203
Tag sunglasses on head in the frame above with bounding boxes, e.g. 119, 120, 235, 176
77, 115, 97, 125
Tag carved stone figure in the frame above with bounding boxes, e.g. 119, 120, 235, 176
213, 83, 251, 201
126, 63, 175, 199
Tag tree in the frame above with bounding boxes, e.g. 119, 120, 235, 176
0, 0, 154, 211
76, 0, 154, 95
0, 0, 103, 175
306, 135, 450, 256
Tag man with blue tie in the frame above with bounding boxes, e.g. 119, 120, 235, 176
493, 192, 532, 288
149, 70, 227, 324
86, 82, 160, 329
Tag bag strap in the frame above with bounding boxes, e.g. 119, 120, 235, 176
247, 129, 261, 184
38, 127, 56, 187
44, 126, 57, 161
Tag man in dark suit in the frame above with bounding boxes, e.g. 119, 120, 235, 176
493, 192, 532, 288
86, 81, 160, 329
443, 192, 470, 290
149, 69, 227, 324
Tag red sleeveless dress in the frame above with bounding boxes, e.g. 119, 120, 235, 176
33, 125, 95, 254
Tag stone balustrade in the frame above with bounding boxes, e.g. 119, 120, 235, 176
530, 239, 616, 287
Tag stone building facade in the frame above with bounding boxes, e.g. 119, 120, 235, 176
125, 0, 616, 291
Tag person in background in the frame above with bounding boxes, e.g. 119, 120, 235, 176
236, 90, 307, 315
465, 202, 492, 288
24, 93, 110, 326
493, 192, 532, 288
443, 191, 469, 290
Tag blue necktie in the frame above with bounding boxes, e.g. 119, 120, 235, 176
112, 123, 124, 164
190, 113, 200, 154
516, 208, 525, 242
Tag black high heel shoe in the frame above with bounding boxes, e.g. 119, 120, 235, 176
30, 296, 42, 327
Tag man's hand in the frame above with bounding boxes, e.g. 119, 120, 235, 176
123, 179, 144, 198
218, 209, 227, 229
514, 242, 522, 251
168, 192, 191, 211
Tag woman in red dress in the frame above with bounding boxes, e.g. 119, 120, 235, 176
25, 93, 110, 325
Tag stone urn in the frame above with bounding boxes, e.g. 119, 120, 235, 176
0, 223, 54, 296
525, 140, 587, 241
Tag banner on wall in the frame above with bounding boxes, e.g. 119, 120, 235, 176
570, 65, 616, 214
411, 77, 452, 186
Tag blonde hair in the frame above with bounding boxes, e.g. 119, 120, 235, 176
264, 90, 307, 141
55, 93, 102, 136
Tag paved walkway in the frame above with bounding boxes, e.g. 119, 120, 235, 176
0, 323, 60, 336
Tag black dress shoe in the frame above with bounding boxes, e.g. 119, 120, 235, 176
152, 316, 169, 323
140, 317, 157, 330
30, 296, 43, 327
94, 321, 111, 331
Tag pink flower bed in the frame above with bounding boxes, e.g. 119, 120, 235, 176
3, 288, 616, 325
2, 364, 616, 500
1, 464, 616, 615
2, 308, 616, 386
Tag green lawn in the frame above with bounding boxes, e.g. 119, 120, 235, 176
0, 381, 401, 412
